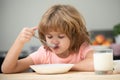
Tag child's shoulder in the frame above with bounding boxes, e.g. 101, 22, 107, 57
79, 42, 93, 52
37, 46, 52, 54
81, 42, 90, 48
37, 46, 47, 52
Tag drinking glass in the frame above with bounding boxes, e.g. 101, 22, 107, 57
93, 49, 113, 74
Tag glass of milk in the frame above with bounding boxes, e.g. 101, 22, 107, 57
93, 49, 113, 74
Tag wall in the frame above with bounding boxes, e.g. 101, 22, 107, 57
0, 0, 120, 51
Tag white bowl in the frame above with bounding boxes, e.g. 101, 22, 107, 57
30, 64, 74, 74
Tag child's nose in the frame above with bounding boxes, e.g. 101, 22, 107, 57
52, 39, 59, 44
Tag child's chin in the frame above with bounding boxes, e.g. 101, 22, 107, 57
55, 52, 61, 55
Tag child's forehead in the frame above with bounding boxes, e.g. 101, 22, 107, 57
45, 27, 65, 34
45, 30, 65, 35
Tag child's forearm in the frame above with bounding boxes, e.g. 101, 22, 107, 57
71, 58, 94, 72
1, 27, 36, 73
1, 39, 24, 73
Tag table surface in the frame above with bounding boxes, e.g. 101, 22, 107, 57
0, 71, 120, 80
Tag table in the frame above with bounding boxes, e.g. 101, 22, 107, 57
0, 71, 120, 80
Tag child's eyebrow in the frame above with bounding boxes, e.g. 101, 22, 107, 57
45, 33, 52, 35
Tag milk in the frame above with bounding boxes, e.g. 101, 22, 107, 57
93, 49, 113, 74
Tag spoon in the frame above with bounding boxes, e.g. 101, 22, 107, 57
33, 35, 56, 48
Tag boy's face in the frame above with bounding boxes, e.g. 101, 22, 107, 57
45, 31, 70, 57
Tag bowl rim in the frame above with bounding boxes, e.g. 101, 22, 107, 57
30, 63, 74, 67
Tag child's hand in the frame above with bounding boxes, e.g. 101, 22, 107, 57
17, 26, 38, 44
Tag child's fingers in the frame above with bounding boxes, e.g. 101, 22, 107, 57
31, 26, 38, 37
31, 26, 38, 31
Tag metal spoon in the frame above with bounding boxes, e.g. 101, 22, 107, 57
33, 35, 56, 48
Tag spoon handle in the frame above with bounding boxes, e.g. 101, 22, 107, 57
33, 35, 46, 44
33, 35, 55, 48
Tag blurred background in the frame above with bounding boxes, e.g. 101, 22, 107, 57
0, 0, 120, 72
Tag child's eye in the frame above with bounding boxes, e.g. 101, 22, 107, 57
58, 35, 65, 39
46, 35, 53, 39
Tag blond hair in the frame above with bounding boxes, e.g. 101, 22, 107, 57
38, 4, 90, 52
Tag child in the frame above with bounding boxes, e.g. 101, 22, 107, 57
1, 4, 94, 73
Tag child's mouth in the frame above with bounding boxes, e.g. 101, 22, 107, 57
54, 45, 59, 49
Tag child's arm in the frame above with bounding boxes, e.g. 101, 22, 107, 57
1, 27, 37, 73
71, 50, 94, 71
